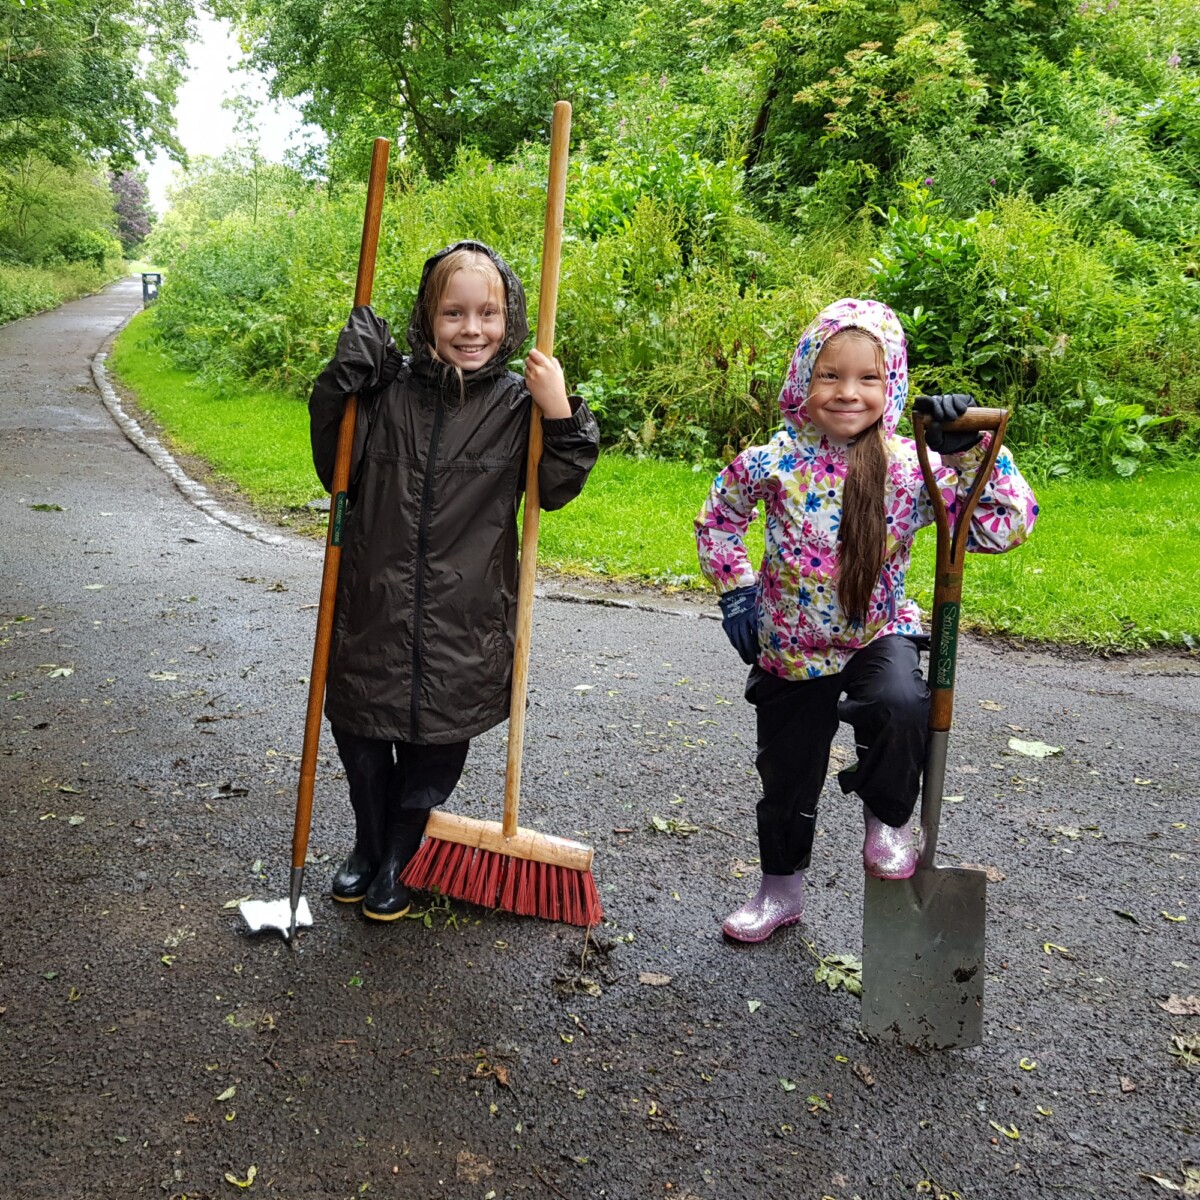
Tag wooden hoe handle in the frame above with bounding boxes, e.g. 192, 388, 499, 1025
503, 101, 571, 839
291, 138, 390, 872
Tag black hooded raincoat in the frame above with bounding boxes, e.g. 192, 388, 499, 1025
309, 242, 599, 744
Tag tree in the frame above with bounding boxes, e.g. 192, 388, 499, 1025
212, 0, 636, 178
0, 0, 192, 171
109, 170, 153, 253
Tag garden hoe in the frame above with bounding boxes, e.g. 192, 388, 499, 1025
240, 136, 391, 942
861, 404, 1011, 1049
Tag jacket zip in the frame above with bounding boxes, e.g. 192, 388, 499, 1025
410, 401, 446, 739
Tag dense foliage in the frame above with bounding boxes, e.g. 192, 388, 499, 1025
0, 0, 188, 319
147, 0, 1199, 476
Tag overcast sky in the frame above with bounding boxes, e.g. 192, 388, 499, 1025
142, 11, 319, 215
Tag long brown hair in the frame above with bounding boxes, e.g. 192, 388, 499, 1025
818, 327, 888, 625
419, 248, 506, 404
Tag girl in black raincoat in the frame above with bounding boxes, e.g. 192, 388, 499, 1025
309, 241, 599, 921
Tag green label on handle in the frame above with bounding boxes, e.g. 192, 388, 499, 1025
933, 601, 960, 689
331, 492, 348, 547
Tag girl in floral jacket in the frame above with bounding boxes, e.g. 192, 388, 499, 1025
695, 298, 1038, 943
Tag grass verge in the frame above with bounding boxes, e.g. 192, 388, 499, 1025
109, 315, 1200, 651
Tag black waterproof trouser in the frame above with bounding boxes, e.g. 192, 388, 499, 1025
331, 726, 470, 860
747, 635, 929, 875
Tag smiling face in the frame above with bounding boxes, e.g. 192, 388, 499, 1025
805, 329, 887, 442
431, 265, 506, 372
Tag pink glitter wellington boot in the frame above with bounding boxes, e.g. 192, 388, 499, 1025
722, 873, 805, 943
862, 804, 924, 880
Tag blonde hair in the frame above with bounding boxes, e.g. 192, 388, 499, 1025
419, 248, 506, 405
815, 326, 888, 625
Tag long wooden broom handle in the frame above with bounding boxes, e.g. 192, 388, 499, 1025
503, 102, 571, 839
291, 137, 391, 872
913, 404, 1009, 735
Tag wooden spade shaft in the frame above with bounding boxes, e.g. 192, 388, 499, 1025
913, 404, 1009, 863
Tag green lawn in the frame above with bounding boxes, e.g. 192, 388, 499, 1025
110, 315, 1200, 651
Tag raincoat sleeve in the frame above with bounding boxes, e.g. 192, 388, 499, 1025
537, 394, 600, 511
695, 451, 766, 593
309, 306, 402, 492
918, 435, 1040, 553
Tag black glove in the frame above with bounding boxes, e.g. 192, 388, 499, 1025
912, 393, 981, 455
326, 304, 397, 397
718, 584, 759, 665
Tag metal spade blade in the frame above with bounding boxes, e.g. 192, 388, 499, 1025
861, 862, 985, 1049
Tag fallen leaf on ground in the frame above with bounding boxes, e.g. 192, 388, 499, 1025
851, 1061, 876, 1087
1008, 738, 1063, 758
1139, 1165, 1200, 1193
216, 1086, 236, 1102
1162, 912, 1188, 923
1169, 1032, 1200, 1066
458, 1142, 496, 1180
638, 971, 671, 986
1158, 995, 1200, 1016
747, 999, 762, 1013
813, 952, 863, 997
223, 1165, 257, 1188
989, 1121, 1020, 1140
779, 1078, 797, 1092
961, 863, 1006, 883
147, 671, 178, 681
980, 699, 1004, 711
1043, 943, 1075, 959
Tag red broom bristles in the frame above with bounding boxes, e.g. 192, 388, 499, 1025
400, 835, 603, 927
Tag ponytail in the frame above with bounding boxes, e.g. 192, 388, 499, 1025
839, 421, 888, 624
813, 324, 889, 625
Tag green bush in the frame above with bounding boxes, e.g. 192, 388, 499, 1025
54, 228, 122, 268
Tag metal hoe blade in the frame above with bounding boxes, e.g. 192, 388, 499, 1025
861, 865, 986, 1049
239, 894, 313, 939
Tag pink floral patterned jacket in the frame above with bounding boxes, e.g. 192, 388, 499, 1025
695, 299, 1039, 680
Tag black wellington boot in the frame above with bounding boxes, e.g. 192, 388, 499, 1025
331, 787, 387, 904
362, 810, 428, 922
332, 850, 377, 903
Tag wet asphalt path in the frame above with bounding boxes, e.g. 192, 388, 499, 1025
1, 280, 1198, 1199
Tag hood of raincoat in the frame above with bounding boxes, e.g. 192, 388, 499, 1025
777, 298, 908, 440
406, 241, 530, 386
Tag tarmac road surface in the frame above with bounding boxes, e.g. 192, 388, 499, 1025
1, 279, 1198, 1199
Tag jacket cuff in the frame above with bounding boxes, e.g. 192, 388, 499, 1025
542, 395, 595, 436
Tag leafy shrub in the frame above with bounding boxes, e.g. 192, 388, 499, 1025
54, 228, 121, 268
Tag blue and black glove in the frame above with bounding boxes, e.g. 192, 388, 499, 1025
913, 393, 981, 455
718, 584, 759, 665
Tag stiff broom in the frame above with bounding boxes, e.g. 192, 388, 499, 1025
401, 101, 602, 928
